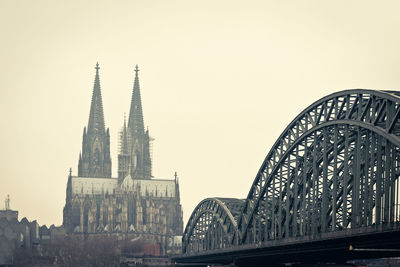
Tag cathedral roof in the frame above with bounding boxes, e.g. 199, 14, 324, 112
121, 174, 134, 189
133, 179, 176, 198
71, 176, 117, 195
70, 176, 177, 198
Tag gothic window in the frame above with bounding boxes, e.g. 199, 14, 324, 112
136, 150, 140, 168
128, 198, 136, 225
94, 148, 100, 166
96, 203, 100, 225
71, 204, 80, 229
83, 202, 91, 233
142, 204, 147, 225
103, 208, 108, 226
133, 153, 137, 169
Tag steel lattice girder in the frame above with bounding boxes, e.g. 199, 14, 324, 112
182, 198, 245, 253
183, 89, 400, 254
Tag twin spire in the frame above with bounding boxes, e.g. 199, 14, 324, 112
87, 63, 144, 138
82, 62, 146, 178
128, 64, 145, 138
87, 62, 105, 134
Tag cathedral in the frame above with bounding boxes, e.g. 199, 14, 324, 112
63, 63, 183, 252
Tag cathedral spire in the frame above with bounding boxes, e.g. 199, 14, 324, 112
121, 113, 129, 155
87, 62, 105, 134
128, 65, 145, 137
78, 63, 111, 178
119, 65, 151, 180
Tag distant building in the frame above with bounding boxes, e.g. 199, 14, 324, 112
0, 195, 18, 221
0, 196, 63, 265
63, 64, 183, 253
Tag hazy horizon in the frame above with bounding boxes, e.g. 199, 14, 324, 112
1, 0, 400, 227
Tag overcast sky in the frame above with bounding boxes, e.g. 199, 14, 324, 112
1, 0, 400, 226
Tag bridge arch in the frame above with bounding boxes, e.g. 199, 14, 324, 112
183, 198, 245, 253
183, 89, 400, 254
239, 89, 400, 244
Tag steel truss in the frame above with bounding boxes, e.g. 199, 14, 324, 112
183, 90, 400, 254
182, 198, 244, 253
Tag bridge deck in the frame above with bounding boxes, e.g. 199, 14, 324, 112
175, 223, 400, 266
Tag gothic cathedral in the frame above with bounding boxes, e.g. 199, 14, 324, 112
63, 63, 183, 253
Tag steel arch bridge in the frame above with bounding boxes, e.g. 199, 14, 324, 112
180, 89, 400, 262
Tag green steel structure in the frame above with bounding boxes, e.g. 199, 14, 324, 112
182, 89, 400, 255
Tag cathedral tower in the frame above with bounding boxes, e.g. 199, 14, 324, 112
65, 64, 183, 253
78, 63, 112, 178
118, 65, 151, 181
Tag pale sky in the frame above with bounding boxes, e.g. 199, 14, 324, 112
1, 0, 400, 227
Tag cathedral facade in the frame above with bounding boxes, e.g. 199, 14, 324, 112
63, 64, 183, 252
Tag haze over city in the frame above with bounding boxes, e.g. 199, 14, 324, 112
1, 0, 400, 228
